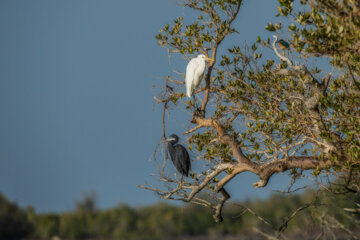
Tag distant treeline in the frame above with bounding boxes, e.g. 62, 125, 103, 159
0, 189, 359, 240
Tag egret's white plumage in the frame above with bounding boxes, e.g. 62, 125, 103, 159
185, 54, 213, 98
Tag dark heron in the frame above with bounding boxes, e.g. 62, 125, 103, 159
166, 134, 191, 177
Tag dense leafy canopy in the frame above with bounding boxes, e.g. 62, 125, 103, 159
144, 0, 360, 226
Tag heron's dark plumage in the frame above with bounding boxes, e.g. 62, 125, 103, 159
167, 134, 191, 177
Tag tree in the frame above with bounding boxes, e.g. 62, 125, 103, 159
141, 0, 360, 230
75, 191, 97, 213
0, 193, 33, 240
31, 213, 60, 239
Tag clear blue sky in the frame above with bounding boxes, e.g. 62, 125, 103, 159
0, 0, 297, 213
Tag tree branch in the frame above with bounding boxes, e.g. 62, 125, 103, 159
192, 117, 251, 164
200, 1, 243, 116
213, 188, 230, 223
272, 35, 293, 66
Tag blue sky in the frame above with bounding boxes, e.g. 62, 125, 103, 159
0, 0, 300, 213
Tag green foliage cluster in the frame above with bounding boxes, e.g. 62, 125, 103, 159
262, 0, 360, 170
1, 189, 359, 240
143, 0, 360, 227
155, 1, 240, 55
154, 0, 360, 188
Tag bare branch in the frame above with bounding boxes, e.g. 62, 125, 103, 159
187, 162, 234, 201
200, 1, 243, 116
213, 188, 230, 223
272, 35, 293, 66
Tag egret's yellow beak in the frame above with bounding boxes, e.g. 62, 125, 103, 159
205, 57, 215, 62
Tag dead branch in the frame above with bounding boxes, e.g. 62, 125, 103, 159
272, 36, 293, 67
200, 1, 243, 117
213, 188, 230, 222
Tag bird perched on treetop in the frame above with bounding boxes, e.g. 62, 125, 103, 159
278, 39, 290, 50
185, 54, 214, 98
166, 134, 191, 177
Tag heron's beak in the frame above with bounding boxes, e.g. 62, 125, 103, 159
205, 57, 215, 62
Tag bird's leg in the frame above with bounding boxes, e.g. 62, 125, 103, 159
191, 95, 205, 122
191, 96, 199, 123
192, 95, 198, 110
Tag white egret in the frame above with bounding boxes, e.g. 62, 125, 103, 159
185, 54, 214, 98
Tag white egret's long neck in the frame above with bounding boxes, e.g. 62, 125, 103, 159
197, 58, 206, 68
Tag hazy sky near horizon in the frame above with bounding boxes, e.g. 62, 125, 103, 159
0, 0, 298, 213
